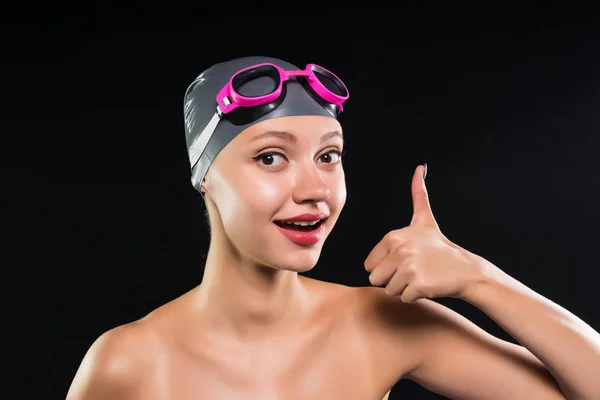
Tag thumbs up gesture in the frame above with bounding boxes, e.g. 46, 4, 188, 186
364, 165, 491, 303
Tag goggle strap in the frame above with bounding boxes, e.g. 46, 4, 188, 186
222, 96, 232, 108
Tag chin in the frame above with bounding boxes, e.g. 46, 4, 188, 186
270, 250, 322, 273
279, 263, 317, 273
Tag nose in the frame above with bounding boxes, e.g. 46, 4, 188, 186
292, 163, 331, 204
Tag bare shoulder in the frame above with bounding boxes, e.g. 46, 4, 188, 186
300, 279, 419, 328
351, 285, 492, 351
350, 285, 425, 333
302, 281, 443, 346
351, 285, 466, 333
66, 320, 158, 400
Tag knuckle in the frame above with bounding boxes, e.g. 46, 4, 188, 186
391, 246, 404, 256
412, 190, 429, 200
385, 230, 404, 244
413, 277, 429, 293
403, 247, 419, 257
405, 263, 419, 275
407, 247, 419, 256
391, 245, 415, 259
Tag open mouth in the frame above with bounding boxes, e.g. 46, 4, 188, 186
274, 218, 326, 232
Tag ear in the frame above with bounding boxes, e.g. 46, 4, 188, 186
200, 176, 209, 195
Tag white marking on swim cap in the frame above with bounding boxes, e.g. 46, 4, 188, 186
189, 109, 221, 168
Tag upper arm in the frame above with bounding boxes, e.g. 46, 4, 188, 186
360, 287, 567, 400
404, 299, 567, 400
66, 323, 154, 400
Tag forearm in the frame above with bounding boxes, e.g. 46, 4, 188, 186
465, 256, 600, 400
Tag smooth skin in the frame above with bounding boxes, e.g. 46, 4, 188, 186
67, 116, 600, 399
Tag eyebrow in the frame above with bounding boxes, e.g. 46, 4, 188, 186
250, 130, 344, 144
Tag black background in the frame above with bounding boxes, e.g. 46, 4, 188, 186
4, 3, 600, 399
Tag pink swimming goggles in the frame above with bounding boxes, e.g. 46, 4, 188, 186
188, 63, 349, 168
216, 62, 349, 115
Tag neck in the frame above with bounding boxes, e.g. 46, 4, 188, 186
195, 235, 309, 338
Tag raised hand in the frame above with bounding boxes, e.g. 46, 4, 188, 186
364, 164, 489, 303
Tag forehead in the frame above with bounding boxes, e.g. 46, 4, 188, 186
241, 115, 342, 142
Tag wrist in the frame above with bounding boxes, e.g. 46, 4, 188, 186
460, 252, 507, 304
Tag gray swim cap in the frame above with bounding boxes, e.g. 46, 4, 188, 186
183, 56, 343, 193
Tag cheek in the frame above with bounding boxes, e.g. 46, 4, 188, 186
222, 173, 290, 225
250, 178, 288, 207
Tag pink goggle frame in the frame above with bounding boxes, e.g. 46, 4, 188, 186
216, 63, 349, 114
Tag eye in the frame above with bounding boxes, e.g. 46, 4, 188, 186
318, 149, 344, 164
252, 152, 287, 168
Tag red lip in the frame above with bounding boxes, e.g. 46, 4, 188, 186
276, 212, 329, 222
274, 221, 326, 246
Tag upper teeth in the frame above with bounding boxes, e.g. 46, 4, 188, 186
282, 220, 320, 226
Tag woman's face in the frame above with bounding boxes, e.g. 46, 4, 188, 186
203, 115, 346, 272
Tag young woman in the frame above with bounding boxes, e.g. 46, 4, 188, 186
67, 56, 600, 400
